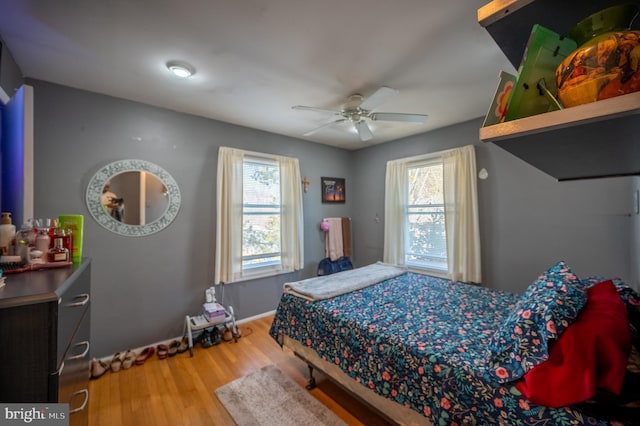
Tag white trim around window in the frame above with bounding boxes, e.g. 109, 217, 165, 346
383, 145, 482, 284
214, 147, 304, 284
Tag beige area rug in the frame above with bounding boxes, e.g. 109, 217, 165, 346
215, 364, 347, 426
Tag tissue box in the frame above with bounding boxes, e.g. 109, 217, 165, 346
202, 302, 226, 323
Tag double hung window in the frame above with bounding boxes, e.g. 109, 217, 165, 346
406, 160, 447, 271
242, 157, 281, 271
215, 147, 303, 283
384, 145, 482, 283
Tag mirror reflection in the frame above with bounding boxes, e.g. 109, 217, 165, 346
86, 159, 180, 237
101, 172, 169, 225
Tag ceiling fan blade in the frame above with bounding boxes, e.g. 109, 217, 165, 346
370, 112, 428, 123
359, 86, 399, 110
303, 118, 347, 136
292, 105, 341, 115
355, 120, 373, 142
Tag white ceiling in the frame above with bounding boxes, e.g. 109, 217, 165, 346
0, 0, 515, 150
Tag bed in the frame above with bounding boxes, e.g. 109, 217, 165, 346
269, 262, 640, 425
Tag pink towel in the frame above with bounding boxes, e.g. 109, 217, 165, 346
325, 218, 343, 261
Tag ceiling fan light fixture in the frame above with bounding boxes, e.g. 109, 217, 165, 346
166, 61, 195, 78
293, 86, 427, 142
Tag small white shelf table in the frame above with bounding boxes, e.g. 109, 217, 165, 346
183, 305, 237, 356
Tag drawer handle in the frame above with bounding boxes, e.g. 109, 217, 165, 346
52, 361, 65, 376
66, 293, 90, 307
68, 341, 90, 361
68, 389, 89, 414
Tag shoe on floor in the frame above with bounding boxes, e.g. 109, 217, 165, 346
168, 340, 180, 357
111, 352, 123, 372
135, 346, 155, 365
222, 326, 233, 342
122, 350, 136, 369
157, 344, 169, 359
211, 327, 222, 345
90, 358, 109, 379
200, 330, 213, 348
176, 337, 189, 354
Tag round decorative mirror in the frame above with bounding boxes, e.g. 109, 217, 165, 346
86, 159, 181, 236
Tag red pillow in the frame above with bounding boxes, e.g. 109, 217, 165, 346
515, 280, 631, 407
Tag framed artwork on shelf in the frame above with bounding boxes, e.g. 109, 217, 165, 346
482, 69, 516, 127
321, 177, 345, 203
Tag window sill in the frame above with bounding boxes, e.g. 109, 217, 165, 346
407, 266, 449, 280
224, 267, 294, 285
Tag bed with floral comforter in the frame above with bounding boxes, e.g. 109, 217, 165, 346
269, 262, 640, 425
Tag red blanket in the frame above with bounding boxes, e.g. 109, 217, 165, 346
515, 280, 631, 407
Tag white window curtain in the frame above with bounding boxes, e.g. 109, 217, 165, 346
442, 145, 482, 283
214, 147, 304, 284
383, 160, 407, 265
279, 154, 304, 272
383, 145, 482, 283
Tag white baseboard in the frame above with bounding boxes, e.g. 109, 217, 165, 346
236, 309, 276, 325
96, 309, 277, 363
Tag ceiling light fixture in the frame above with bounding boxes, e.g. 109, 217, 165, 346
166, 61, 195, 78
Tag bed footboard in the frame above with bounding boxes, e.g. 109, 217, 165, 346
283, 336, 432, 426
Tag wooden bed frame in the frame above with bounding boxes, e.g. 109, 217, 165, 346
283, 335, 433, 426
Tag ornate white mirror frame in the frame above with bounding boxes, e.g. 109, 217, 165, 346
86, 159, 181, 236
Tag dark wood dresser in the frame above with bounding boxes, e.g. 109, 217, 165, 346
0, 259, 91, 425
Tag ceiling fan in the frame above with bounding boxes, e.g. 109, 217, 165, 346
292, 86, 428, 142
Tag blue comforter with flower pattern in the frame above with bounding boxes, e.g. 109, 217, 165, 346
269, 272, 616, 425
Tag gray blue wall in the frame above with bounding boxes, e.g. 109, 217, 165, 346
351, 119, 636, 292
30, 80, 352, 357
30, 79, 637, 358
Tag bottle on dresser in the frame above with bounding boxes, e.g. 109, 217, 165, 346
0, 212, 16, 256
48, 237, 69, 263
53, 225, 73, 256
36, 229, 50, 254
13, 221, 35, 263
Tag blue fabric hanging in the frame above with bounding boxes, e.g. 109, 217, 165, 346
317, 256, 353, 276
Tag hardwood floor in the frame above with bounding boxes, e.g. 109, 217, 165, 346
88, 315, 391, 425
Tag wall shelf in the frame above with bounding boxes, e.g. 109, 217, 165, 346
480, 92, 640, 143
478, 0, 640, 68
477, 0, 640, 181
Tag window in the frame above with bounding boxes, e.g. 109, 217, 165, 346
242, 157, 281, 271
406, 160, 447, 271
384, 145, 482, 283
215, 147, 303, 284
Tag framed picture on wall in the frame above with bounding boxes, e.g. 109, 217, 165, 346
321, 177, 345, 203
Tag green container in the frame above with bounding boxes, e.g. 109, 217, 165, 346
505, 24, 577, 121
58, 214, 84, 264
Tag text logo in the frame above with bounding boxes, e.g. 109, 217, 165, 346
1, 404, 68, 425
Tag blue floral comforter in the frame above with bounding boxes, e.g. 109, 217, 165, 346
269, 272, 617, 425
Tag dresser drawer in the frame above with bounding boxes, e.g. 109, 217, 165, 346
58, 308, 90, 426
0, 259, 91, 410
57, 266, 91, 365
